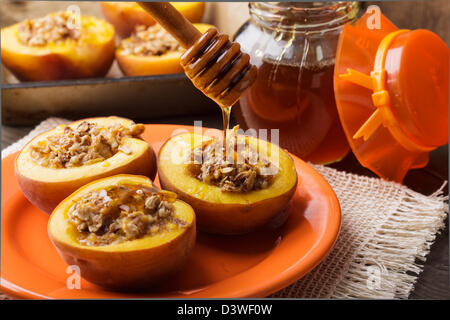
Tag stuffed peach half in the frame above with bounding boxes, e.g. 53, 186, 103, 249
158, 129, 298, 235
116, 23, 213, 76
48, 174, 196, 291
1, 12, 115, 81
15, 117, 157, 214
101, 2, 205, 37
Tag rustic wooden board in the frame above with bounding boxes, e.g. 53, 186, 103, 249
365, 0, 449, 46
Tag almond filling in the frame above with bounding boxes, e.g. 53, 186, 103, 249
68, 184, 186, 246
118, 24, 181, 56
18, 11, 81, 46
187, 128, 279, 193
30, 121, 145, 168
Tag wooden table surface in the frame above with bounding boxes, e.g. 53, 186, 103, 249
1, 113, 448, 299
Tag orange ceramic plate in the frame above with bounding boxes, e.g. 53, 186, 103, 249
0, 124, 341, 299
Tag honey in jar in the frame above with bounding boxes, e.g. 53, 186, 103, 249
234, 2, 359, 164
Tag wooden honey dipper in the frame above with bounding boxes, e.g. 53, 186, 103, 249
138, 2, 258, 141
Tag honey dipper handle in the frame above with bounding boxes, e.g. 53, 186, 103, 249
138, 2, 202, 49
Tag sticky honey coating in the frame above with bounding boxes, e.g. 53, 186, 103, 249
180, 27, 257, 107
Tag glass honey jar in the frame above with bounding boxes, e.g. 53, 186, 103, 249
233, 2, 359, 164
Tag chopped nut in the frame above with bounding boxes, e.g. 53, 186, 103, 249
118, 24, 181, 57
18, 11, 81, 46
187, 126, 278, 193
150, 225, 160, 234
119, 204, 130, 212
30, 120, 145, 169
158, 206, 169, 218
145, 195, 160, 211
220, 167, 234, 174
118, 144, 132, 155
68, 184, 184, 247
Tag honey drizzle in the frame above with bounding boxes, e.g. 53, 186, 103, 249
221, 106, 232, 148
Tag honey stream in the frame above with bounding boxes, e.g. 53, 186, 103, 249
221, 106, 232, 148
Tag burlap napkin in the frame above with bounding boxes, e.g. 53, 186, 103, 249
1, 118, 448, 299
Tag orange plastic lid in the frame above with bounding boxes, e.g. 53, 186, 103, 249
334, 9, 449, 182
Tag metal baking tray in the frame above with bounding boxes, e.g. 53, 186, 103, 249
1, 73, 216, 125
0, 1, 249, 126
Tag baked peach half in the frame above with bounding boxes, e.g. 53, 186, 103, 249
15, 117, 157, 214
101, 2, 205, 37
116, 23, 213, 76
158, 129, 298, 235
48, 174, 196, 291
1, 12, 115, 81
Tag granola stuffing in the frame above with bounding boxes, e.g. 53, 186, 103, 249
18, 11, 81, 46
187, 127, 279, 193
119, 24, 181, 56
30, 121, 145, 168
68, 184, 185, 246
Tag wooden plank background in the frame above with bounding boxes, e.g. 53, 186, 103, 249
2, 1, 449, 82
368, 0, 449, 46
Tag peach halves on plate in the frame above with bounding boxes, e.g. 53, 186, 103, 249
48, 174, 196, 290
158, 129, 298, 235
15, 117, 157, 214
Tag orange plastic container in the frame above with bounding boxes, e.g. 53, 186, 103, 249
334, 10, 449, 182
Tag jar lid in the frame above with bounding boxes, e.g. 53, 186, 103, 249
334, 9, 448, 181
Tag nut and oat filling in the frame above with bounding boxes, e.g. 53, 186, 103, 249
119, 24, 181, 56
187, 129, 279, 193
30, 121, 145, 168
18, 11, 81, 46
68, 184, 186, 246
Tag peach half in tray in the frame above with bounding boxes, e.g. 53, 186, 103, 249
158, 127, 298, 235
100, 2, 205, 38
1, 11, 115, 81
116, 23, 213, 76
48, 174, 196, 290
15, 117, 157, 214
